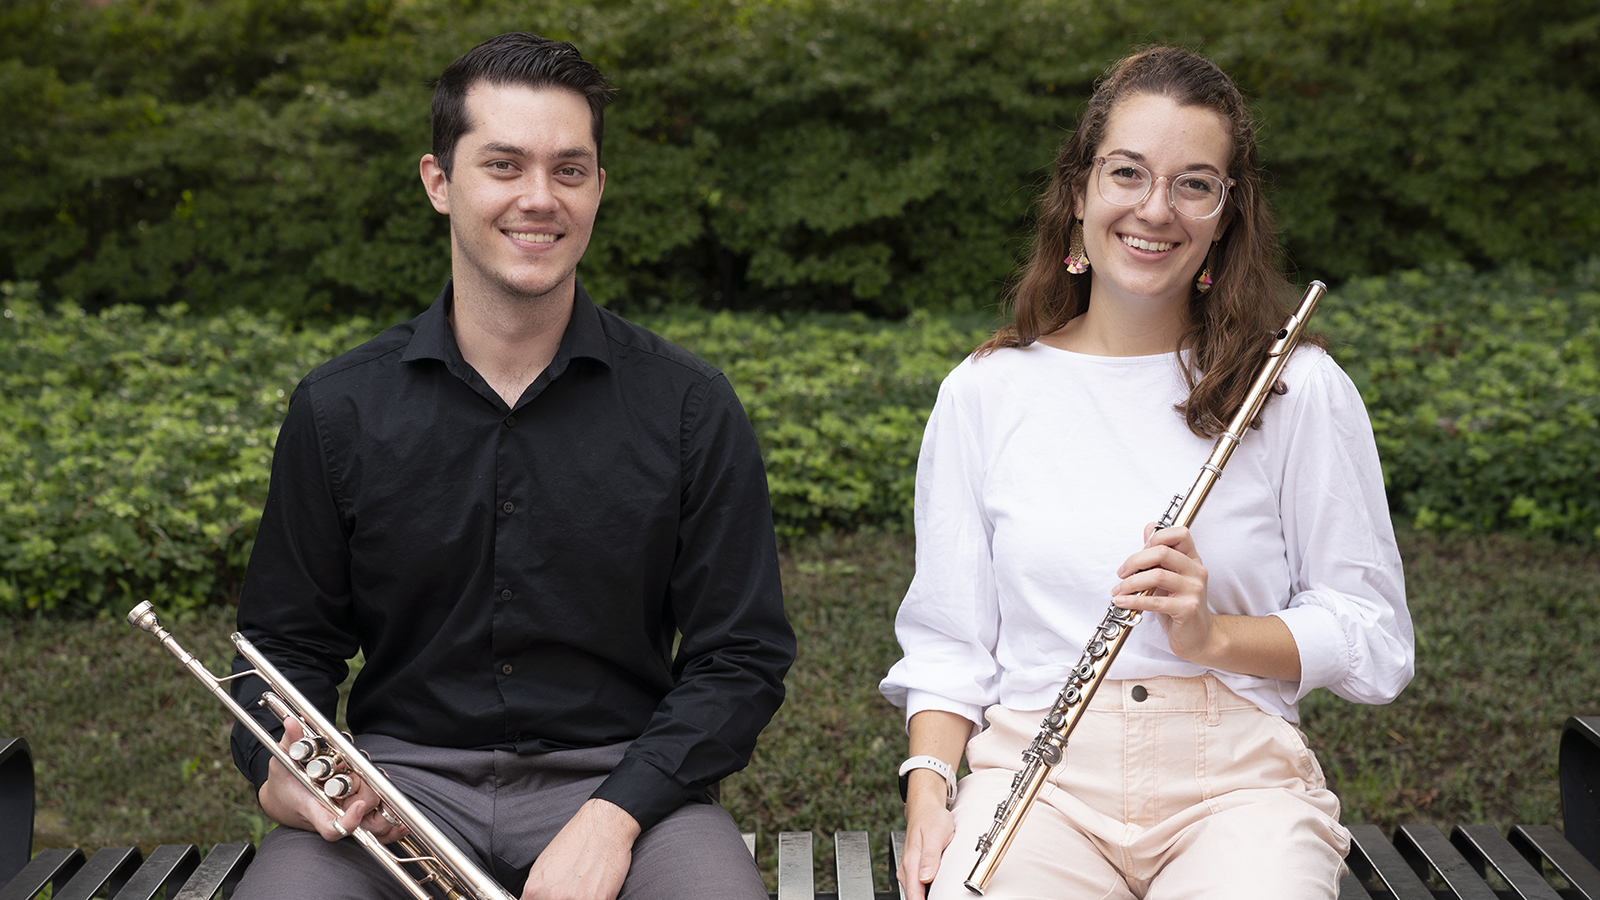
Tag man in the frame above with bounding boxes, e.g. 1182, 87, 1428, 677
227, 32, 794, 900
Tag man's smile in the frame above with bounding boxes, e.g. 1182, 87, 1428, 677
507, 231, 559, 243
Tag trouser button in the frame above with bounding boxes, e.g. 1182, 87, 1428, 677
1131, 685, 1149, 702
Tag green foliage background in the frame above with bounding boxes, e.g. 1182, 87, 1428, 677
4, 262, 1598, 615
1325, 262, 1600, 542
3, 0, 1598, 318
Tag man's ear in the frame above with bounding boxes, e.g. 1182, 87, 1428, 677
597, 167, 606, 202
420, 154, 451, 215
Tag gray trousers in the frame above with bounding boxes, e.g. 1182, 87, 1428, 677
233, 736, 766, 900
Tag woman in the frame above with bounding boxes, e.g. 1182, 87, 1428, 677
879, 46, 1413, 900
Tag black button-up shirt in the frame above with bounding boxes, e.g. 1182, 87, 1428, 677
229, 282, 794, 830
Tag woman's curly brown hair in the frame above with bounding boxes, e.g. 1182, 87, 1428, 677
978, 45, 1322, 437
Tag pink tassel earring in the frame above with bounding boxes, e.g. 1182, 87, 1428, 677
1064, 220, 1090, 274
1196, 241, 1219, 293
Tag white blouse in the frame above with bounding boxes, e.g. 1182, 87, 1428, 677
879, 343, 1413, 728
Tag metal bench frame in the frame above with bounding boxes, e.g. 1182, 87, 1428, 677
3, 717, 1598, 900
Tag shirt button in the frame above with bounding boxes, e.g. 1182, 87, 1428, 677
500, 589, 513, 602
502, 501, 514, 514
1131, 685, 1149, 702
501, 664, 513, 675
504, 416, 515, 427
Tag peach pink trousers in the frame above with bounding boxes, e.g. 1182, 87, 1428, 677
928, 675, 1349, 900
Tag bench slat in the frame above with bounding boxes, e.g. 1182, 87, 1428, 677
0, 848, 83, 900
778, 831, 815, 900
890, 831, 906, 900
52, 846, 142, 900
1347, 824, 1436, 900
2, 826, 1586, 900
1451, 824, 1563, 900
834, 831, 874, 900
1395, 824, 1498, 899
175, 842, 256, 900
1336, 871, 1372, 900
1509, 824, 1600, 900
0, 739, 32, 889
116, 843, 201, 900
1563, 717, 1600, 870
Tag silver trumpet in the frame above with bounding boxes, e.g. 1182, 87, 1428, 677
127, 601, 516, 900
962, 281, 1327, 894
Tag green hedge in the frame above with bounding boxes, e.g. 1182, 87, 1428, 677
2, 0, 1597, 318
0, 279, 988, 614
4, 262, 1597, 615
1322, 262, 1600, 542
637, 310, 989, 536
0, 281, 377, 614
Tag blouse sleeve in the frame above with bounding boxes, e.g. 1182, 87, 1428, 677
879, 361, 1002, 730
1270, 352, 1414, 706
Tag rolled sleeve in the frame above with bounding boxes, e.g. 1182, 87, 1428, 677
1275, 354, 1414, 706
880, 362, 999, 732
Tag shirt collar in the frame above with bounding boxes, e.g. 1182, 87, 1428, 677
401, 280, 614, 377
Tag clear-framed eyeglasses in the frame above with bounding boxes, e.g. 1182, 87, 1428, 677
1093, 156, 1235, 220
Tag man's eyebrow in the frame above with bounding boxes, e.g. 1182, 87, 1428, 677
476, 141, 531, 158
1105, 148, 1224, 175
472, 142, 596, 162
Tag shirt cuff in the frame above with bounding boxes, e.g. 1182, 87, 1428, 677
231, 722, 275, 791
1271, 605, 1348, 702
589, 755, 699, 833
904, 689, 986, 738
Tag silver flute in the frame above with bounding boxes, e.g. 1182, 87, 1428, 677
127, 601, 516, 900
962, 281, 1327, 894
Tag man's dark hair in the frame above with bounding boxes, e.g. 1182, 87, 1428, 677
431, 32, 616, 178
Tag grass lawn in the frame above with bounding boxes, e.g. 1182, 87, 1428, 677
2, 524, 1597, 890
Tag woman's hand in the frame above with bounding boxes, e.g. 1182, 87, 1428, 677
1111, 523, 1303, 681
1111, 524, 1216, 663
898, 710, 971, 900
900, 781, 955, 900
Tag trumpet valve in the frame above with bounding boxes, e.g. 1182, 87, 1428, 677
304, 755, 341, 781
288, 738, 325, 762
323, 774, 356, 799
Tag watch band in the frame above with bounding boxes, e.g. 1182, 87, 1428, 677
897, 755, 958, 805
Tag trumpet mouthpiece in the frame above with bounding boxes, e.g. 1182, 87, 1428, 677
127, 601, 159, 633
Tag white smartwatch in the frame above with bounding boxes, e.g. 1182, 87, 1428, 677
897, 755, 958, 806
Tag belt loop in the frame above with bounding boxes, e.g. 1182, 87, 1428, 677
1204, 675, 1221, 726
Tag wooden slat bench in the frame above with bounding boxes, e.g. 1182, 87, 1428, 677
4, 718, 1597, 900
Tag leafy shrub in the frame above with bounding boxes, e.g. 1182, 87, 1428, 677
1321, 261, 1600, 542
2, 0, 1597, 318
6, 260, 1597, 616
0, 282, 376, 614
637, 310, 990, 535
0, 281, 986, 613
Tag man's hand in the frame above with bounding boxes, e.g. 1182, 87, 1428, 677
521, 798, 641, 900
256, 717, 408, 844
